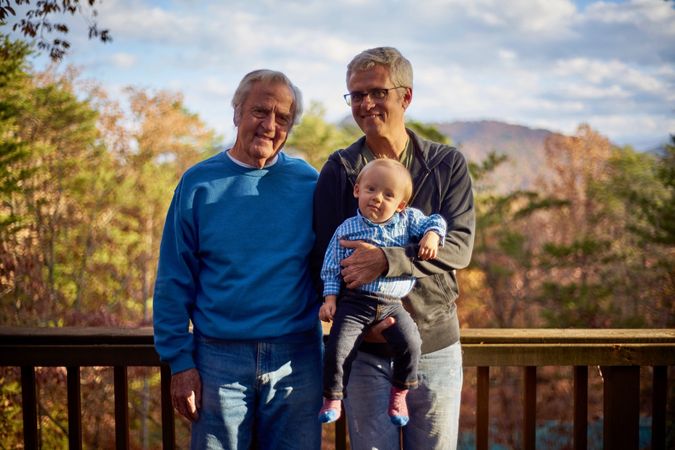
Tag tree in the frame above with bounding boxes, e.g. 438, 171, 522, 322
286, 102, 360, 170
0, 34, 219, 328
534, 125, 673, 327
111, 87, 218, 324
0, 35, 32, 236
534, 125, 622, 326
616, 136, 675, 246
0, 0, 111, 61
0, 35, 111, 446
603, 138, 675, 326
0, 34, 216, 446
0, 62, 106, 326
459, 148, 570, 447
0, 38, 34, 444
406, 119, 451, 145
460, 148, 569, 329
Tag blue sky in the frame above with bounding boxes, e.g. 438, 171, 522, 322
7, 0, 675, 149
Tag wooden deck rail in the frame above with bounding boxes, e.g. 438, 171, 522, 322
1, 327, 674, 449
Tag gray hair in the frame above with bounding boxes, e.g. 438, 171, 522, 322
231, 69, 304, 129
346, 47, 413, 89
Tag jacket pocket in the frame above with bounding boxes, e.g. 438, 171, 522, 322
433, 272, 457, 310
407, 273, 455, 325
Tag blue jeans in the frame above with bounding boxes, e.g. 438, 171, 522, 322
343, 342, 463, 450
191, 328, 322, 450
323, 291, 422, 399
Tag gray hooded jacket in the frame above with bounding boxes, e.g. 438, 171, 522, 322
312, 129, 475, 355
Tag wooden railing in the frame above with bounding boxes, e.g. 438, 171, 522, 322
462, 329, 674, 450
1, 327, 673, 449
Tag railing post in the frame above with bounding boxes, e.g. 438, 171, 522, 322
523, 366, 536, 450
21, 366, 38, 450
335, 414, 347, 450
573, 366, 588, 450
67, 366, 82, 450
160, 365, 175, 449
476, 366, 489, 450
601, 366, 640, 450
652, 366, 667, 450
114, 366, 130, 450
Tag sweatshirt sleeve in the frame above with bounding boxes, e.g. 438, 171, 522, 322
320, 228, 344, 297
152, 179, 200, 374
383, 150, 475, 278
311, 156, 349, 295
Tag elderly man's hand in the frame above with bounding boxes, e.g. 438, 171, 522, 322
171, 368, 201, 422
339, 240, 388, 289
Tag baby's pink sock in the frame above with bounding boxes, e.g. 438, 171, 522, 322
319, 398, 342, 424
388, 387, 409, 427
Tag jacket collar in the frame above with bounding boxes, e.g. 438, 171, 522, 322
336, 129, 444, 195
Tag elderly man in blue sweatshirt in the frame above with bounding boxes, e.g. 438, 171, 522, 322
153, 70, 321, 450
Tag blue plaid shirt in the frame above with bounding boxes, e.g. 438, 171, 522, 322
321, 208, 447, 298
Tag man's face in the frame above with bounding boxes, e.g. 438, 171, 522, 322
347, 64, 410, 140
354, 164, 407, 223
230, 81, 294, 168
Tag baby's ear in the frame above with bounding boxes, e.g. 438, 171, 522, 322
353, 183, 360, 198
396, 201, 407, 212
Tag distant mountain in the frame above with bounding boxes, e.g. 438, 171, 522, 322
434, 120, 558, 192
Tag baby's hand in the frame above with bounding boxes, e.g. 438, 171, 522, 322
418, 231, 441, 260
319, 297, 337, 322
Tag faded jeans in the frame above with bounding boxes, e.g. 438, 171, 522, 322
190, 327, 322, 450
343, 342, 463, 450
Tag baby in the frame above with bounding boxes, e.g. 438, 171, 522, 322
319, 158, 446, 427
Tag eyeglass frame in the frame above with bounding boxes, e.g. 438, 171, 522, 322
343, 86, 408, 106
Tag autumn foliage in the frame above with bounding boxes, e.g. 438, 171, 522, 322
1, 35, 673, 448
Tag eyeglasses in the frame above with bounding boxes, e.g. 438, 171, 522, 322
343, 86, 407, 106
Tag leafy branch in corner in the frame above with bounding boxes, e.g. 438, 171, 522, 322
0, 0, 111, 61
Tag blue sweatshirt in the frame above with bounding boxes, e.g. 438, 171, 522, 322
153, 151, 319, 374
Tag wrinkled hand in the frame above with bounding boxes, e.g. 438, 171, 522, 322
319, 297, 337, 322
363, 317, 396, 343
418, 232, 440, 260
339, 240, 388, 289
171, 368, 201, 422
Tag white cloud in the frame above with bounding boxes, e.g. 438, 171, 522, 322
552, 58, 671, 100
498, 49, 517, 62
463, 0, 577, 32
553, 58, 617, 83
101, 2, 196, 42
201, 77, 232, 98
16, 0, 674, 149
584, 113, 675, 148
557, 83, 630, 100
586, 0, 675, 34
576, 0, 675, 67
110, 52, 137, 69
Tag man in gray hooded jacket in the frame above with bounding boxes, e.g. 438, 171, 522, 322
312, 47, 475, 450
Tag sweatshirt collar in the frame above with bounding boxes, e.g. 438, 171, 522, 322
226, 149, 279, 168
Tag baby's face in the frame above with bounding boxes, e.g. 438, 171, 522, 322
354, 165, 407, 223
